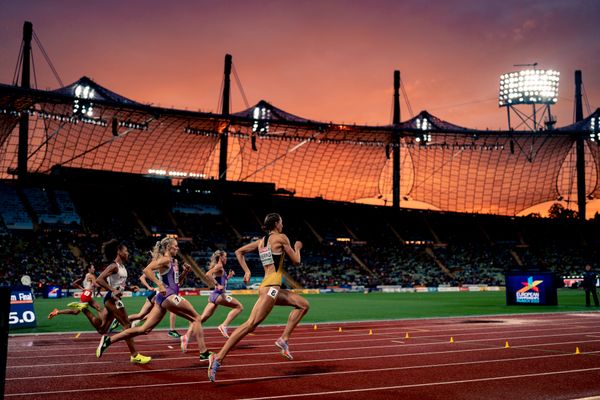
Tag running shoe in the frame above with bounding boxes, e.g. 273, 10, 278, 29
96, 335, 111, 358
168, 330, 182, 339
217, 324, 229, 338
108, 318, 120, 332
67, 302, 89, 311
207, 353, 220, 382
180, 334, 189, 353
199, 350, 212, 361
130, 353, 152, 364
275, 338, 293, 360
48, 308, 59, 320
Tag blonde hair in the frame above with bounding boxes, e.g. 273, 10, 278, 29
151, 237, 176, 260
208, 249, 226, 270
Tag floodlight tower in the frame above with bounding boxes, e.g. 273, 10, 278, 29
498, 64, 560, 131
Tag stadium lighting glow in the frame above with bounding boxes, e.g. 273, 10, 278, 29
73, 84, 95, 116
147, 169, 206, 178
590, 117, 599, 142
414, 117, 432, 143
252, 106, 271, 135
498, 69, 560, 106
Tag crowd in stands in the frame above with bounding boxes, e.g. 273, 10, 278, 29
1, 174, 599, 292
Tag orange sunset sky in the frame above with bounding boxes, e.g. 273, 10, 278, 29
1, 0, 599, 130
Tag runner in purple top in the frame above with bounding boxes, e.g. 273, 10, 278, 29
181, 250, 243, 351
96, 237, 211, 361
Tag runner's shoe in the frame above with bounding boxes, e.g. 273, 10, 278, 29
207, 353, 220, 382
180, 334, 189, 352
108, 318, 120, 332
168, 330, 182, 339
48, 308, 59, 320
275, 338, 293, 360
217, 324, 229, 338
96, 335, 111, 358
67, 302, 88, 311
199, 350, 212, 361
130, 353, 152, 364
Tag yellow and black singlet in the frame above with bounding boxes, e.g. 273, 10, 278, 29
258, 233, 285, 287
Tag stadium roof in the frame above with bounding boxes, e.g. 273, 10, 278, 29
0, 78, 598, 216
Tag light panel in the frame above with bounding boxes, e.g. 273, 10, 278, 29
498, 69, 560, 106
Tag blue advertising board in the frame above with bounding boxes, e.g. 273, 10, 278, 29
505, 272, 557, 306
9, 288, 37, 329
44, 285, 62, 298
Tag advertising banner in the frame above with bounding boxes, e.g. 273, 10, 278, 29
506, 272, 557, 305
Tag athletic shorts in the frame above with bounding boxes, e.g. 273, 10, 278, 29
209, 290, 224, 304
80, 289, 93, 303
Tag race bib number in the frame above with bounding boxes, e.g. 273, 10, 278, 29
173, 263, 180, 283
82, 289, 92, 297
115, 300, 124, 309
267, 288, 279, 299
259, 247, 275, 266
225, 295, 233, 302
172, 295, 182, 305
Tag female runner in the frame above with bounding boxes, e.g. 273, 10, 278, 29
208, 213, 309, 382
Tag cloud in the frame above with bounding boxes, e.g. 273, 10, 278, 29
512, 18, 538, 41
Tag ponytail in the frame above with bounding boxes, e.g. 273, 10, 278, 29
151, 237, 175, 260
208, 250, 226, 270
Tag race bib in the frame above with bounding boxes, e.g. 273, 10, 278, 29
173, 263, 180, 283
115, 300, 124, 309
172, 295, 182, 305
267, 287, 279, 299
225, 295, 233, 302
259, 246, 275, 266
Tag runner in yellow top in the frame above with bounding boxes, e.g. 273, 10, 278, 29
208, 213, 310, 382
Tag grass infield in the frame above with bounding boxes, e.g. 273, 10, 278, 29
10, 289, 596, 335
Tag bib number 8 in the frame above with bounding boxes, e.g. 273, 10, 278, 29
267, 288, 279, 299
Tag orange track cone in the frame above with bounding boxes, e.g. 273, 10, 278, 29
369, 329, 373, 335
313, 324, 317, 331
576, 347, 581, 354
338, 327, 343, 333
405, 332, 410, 339
450, 337, 454, 343
505, 341, 510, 348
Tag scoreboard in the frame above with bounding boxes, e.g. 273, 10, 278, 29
9, 288, 37, 329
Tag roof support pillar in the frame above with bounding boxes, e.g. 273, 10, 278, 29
392, 70, 401, 209
218, 54, 232, 181
575, 70, 586, 220
18, 21, 33, 181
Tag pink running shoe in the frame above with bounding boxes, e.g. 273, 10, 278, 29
48, 308, 59, 320
275, 338, 293, 360
217, 324, 229, 338
180, 334, 189, 352
207, 353, 221, 382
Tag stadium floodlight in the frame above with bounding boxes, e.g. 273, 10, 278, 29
498, 69, 559, 106
73, 84, 95, 117
414, 117, 432, 143
590, 117, 599, 143
252, 106, 271, 135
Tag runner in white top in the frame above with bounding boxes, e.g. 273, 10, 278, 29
72, 239, 151, 364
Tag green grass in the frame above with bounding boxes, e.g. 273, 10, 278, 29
11, 289, 595, 335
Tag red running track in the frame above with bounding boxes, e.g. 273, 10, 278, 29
6, 313, 600, 399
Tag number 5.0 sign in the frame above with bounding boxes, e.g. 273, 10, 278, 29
10, 290, 37, 329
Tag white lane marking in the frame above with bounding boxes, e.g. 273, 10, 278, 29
237, 367, 600, 400
6, 354, 600, 397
